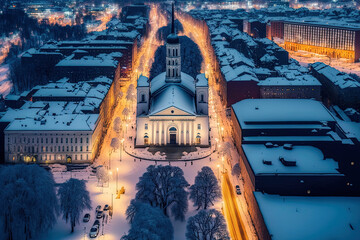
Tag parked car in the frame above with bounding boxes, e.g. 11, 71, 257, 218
83, 213, 90, 222
95, 205, 101, 212
96, 210, 104, 219
103, 204, 110, 211
235, 185, 241, 195
89, 225, 99, 238
93, 220, 100, 227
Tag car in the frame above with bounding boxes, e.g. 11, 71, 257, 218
103, 204, 110, 211
96, 210, 104, 219
83, 213, 90, 222
89, 225, 99, 238
95, 205, 101, 212
235, 185, 241, 195
93, 220, 100, 227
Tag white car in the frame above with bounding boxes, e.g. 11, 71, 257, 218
89, 225, 99, 238
96, 210, 104, 219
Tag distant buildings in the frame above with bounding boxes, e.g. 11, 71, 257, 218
310, 62, 360, 109
267, 19, 360, 62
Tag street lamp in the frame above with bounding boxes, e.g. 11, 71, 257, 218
116, 167, 118, 194
222, 156, 224, 173
120, 138, 125, 162
217, 164, 220, 180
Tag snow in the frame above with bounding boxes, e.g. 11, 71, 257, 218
311, 62, 360, 89
149, 86, 196, 115
258, 75, 321, 86
5, 114, 99, 131
254, 192, 360, 240
150, 72, 196, 94
242, 144, 339, 174
137, 75, 149, 87
195, 73, 208, 87
232, 99, 335, 126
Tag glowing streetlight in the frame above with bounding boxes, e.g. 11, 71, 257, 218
120, 138, 125, 162
222, 156, 225, 173
217, 164, 220, 180
116, 167, 119, 194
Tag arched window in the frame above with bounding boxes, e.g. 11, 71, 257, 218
173, 68, 175, 77
173, 49, 175, 56
141, 94, 145, 102
169, 127, 177, 131
200, 94, 204, 102
196, 134, 201, 145
144, 134, 149, 145
176, 48, 178, 56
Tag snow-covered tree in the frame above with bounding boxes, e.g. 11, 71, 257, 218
113, 117, 122, 133
186, 209, 229, 240
0, 165, 58, 240
190, 166, 221, 210
122, 107, 130, 120
232, 163, 241, 177
96, 166, 110, 186
122, 200, 174, 240
135, 165, 189, 221
110, 137, 120, 152
218, 141, 232, 159
58, 178, 91, 233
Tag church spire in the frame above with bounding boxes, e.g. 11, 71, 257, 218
171, 2, 175, 34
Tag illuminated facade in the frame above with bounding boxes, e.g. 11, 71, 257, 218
283, 21, 360, 62
135, 5, 209, 147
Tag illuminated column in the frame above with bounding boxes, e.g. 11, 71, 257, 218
151, 121, 154, 144
179, 121, 182, 145
184, 122, 187, 145
159, 121, 162, 145
164, 123, 167, 145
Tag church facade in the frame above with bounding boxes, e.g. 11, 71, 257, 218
135, 7, 209, 147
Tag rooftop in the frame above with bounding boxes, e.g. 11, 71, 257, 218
242, 144, 339, 175
255, 192, 360, 240
232, 99, 335, 127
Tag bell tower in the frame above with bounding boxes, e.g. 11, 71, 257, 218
165, 3, 181, 83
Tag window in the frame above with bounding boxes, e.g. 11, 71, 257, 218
75, 138, 77, 144
145, 123, 148, 130
200, 94, 204, 102
86, 138, 89, 144
80, 138, 83, 143
141, 94, 146, 102
197, 124, 201, 130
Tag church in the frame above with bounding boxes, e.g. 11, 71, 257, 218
135, 5, 209, 147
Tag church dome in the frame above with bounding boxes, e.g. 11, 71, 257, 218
167, 33, 179, 44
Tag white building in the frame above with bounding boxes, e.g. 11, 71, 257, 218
4, 114, 101, 163
135, 8, 209, 147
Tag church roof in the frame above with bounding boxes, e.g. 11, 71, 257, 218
196, 73, 208, 87
167, 33, 180, 44
149, 85, 196, 116
150, 72, 195, 95
137, 74, 149, 87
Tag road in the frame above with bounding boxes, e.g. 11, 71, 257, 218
222, 171, 249, 240
177, 10, 250, 240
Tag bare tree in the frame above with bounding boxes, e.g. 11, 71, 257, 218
186, 209, 229, 240
113, 117, 122, 133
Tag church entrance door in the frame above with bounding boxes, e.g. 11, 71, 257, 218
170, 134, 176, 144
169, 127, 177, 144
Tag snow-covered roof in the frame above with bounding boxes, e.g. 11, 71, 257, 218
311, 62, 360, 89
137, 75, 149, 87
242, 144, 339, 175
56, 53, 120, 68
196, 74, 208, 87
232, 99, 335, 128
258, 76, 321, 86
149, 86, 196, 116
255, 193, 360, 240
5, 114, 99, 131
150, 72, 195, 95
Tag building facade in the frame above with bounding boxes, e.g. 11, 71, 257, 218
135, 8, 209, 147
283, 21, 360, 62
